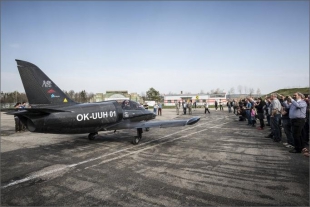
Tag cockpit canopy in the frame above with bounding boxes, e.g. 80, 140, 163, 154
121, 100, 145, 110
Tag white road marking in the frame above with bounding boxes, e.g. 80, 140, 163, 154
1, 120, 228, 189
86, 122, 229, 169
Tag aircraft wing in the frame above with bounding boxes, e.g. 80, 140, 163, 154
6, 108, 71, 115
106, 116, 200, 130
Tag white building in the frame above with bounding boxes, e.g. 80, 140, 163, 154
163, 93, 227, 106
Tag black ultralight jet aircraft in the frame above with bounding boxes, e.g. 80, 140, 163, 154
10, 60, 200, 144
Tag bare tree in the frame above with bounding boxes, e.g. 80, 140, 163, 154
74, 92, 80, 102
229, 87, 235, 94
1, 91, 28, 103
200, 89, 204, 94
68, 90, 75, 99
87, 92, 95, 102
237, 85, 242, 94
249, 88, 254, 97
244, 86, 248, 94
256, 88, 261, 96
215, 88, 221, 94
140, 92, 146, 102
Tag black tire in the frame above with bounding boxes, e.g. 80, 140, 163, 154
88, 132, 97, 140
132, 136, 141, 145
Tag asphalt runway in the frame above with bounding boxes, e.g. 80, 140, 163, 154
1, 108, 309, 206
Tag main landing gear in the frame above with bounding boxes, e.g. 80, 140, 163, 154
88, 132, 98, 140
88, 129, 143, 144
132, 128, 143, 145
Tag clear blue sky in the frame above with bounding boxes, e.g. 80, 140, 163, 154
1, 1, 309, 95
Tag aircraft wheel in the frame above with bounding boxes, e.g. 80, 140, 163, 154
132, 128, 142, 145
132, 136, 141, 145
88, 132, 97, 140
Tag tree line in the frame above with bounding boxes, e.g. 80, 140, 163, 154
63, 90, 95, 103
0, 90, 95, 103
0, 91, 28, 103
2, 86, 260, 105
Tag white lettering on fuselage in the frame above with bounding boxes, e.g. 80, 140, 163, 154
76, 111, 116, 121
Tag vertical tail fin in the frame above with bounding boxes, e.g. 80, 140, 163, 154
16, 60, 76, 106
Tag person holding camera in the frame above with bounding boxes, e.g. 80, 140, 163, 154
255, 97, 266, 130
281, 92, 307, 153
279, 96, 294, 149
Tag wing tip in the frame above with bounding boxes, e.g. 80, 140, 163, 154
187, 116, 200, 125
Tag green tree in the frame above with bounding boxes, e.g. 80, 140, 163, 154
146, 87, 160, 101
80, 90, 87, 103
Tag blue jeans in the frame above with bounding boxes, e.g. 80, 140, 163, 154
246, 110, 251, 125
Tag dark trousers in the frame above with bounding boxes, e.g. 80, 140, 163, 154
183, 108, 186, 114
228, 106, 232, 113
266, 114, 270, 125
302, 121, 309, 143
271, 114, 282, 141
205, 108, 210, 114
282, 118, 294, 146
158, 108, 162, 116
14, 116, 21, 132
257, 113, 265, 128
291, 118, 306, 152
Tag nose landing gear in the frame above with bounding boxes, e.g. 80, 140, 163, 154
132, 128, 143, 145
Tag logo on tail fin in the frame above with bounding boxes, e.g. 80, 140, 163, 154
64, 98, 68, 103
42, 80, 52, 87
51, 94, 60, 98
47, 89, 56, 93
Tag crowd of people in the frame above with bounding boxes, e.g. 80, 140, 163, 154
235, 93, 309, 157
174, 100, 198, 115
152, 102, 163, 116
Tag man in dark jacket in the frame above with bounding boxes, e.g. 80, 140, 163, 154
255, 98, 266, 130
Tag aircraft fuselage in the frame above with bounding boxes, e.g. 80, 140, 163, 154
19, 101, 155, 134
